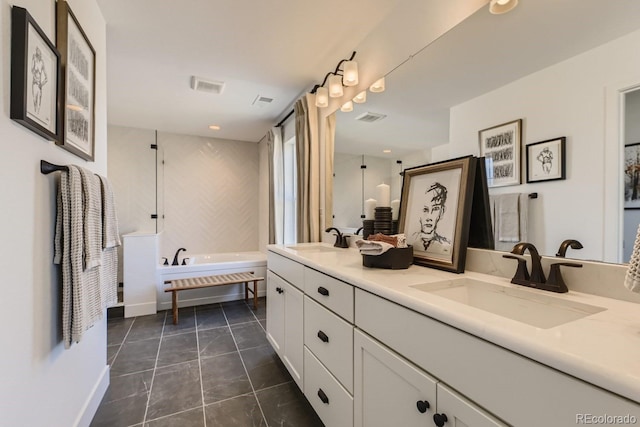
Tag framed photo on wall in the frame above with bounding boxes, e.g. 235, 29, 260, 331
398, 156, 477, 273
10, 6, 61, 141
526, 137, 566, 183
56, 0, 96, 161
625, 142, 640, 209
479, 119, 522, 188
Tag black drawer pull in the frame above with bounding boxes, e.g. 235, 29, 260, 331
416, 400, 430, 413
433, 413, 448, 427
317, 388, 329, 404
317, 286, 330, 296
317, 330, 329, 343
275, 287, 283, 294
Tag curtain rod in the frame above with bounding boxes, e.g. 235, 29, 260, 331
276, 109, 294, 128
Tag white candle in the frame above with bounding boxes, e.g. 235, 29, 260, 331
376, 183, 391, 207
365, 199, 377, 219
391, 199, 400, 220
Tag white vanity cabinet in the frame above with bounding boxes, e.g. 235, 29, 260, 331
354, 329, 505, 427
266, 253, 304, 389
355, 288, 640, 427
303, 266, 355, 427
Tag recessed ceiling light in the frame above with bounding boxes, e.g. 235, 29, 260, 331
383, 149, 391, 153
208, 125, 221, 130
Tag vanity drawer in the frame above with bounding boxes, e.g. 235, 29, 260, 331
267, 251, 304, 290
304, 296, 353, 393
304, 266, 354, 322
304, 347, 354, 427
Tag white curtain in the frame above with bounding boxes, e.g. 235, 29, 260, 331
295, 93, 320, 242
267, 127, 284, 244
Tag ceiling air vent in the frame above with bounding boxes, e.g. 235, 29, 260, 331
252, 95, 274, 107
190, 76, 225, 94
355, 112, 387, 123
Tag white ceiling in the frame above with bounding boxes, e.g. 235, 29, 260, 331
97, 0, 640, 150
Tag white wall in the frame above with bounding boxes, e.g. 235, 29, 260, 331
108, 126, 260, 261
0, 0, 109, 426
447, 28, 640, 262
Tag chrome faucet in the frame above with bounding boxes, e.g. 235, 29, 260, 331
172, 247, 186, 265
503, 242, 582, 293
556, 239, 583, 257
325, 227, 350, 248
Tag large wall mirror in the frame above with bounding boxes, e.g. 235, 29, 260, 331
331, 0, 640, 263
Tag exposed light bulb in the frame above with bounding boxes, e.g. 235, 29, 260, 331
353, 91, 367, 104
340, 101, 353, 112
328, 74, 344, 97
343, 61, 358, 86
315, 86, 329, 108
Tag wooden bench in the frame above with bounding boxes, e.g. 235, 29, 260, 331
164, 272, 263, 325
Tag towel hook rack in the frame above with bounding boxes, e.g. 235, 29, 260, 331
41, 160, 68, 174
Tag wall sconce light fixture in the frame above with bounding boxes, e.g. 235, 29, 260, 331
313, 51, 358, 107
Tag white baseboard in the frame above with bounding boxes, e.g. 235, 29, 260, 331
125, 301, 157, 318
74, 365, 110, 427
157, 289, 266, 311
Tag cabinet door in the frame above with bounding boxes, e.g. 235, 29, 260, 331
433, 383, 507, 427
354, 329, 437, 427
266, 271, 285, 356
283, 279, 304, 389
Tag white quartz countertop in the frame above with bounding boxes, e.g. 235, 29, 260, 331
268, 243, 640, 404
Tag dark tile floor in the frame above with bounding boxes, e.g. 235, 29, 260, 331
92, 297, 324, 427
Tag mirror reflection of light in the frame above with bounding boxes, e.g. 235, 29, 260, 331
66, 104, 83, 112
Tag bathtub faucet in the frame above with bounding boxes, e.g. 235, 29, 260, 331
172, 248, 187, 266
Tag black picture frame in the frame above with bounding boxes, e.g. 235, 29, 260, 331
56, 0, 96, 161
10, 6, 61, 141
526, 137, 566, 183
479, 119, 522, 188
624, 142, 640, 210
398, 156, 476, 273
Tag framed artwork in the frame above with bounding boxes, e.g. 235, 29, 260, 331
526, 137, 566, 183
398, 156, 477, 273
10, 6, 61, 141
479, 119, 522, 188
56, 0, 96, 161
624, 142, 640, 209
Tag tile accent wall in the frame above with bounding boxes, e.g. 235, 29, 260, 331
108, 126, 260, 271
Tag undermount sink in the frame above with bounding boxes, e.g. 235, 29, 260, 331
410, 278, 606, 329
286, 244, 343, 253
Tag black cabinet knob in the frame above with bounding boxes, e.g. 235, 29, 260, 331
416, 400, 430, 413
275, 287, 283, 294
317, 286, 329, 296
317, 330, 329, 343
433, 413, 448, 426
317, 388, 329, 404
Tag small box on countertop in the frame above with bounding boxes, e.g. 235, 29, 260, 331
362, 245, 413, 270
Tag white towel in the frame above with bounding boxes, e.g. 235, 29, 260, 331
99, 175, 120, 307
356, 239, 395, 255
624, 224, 640, 293
79, 167, 103, 270
490, 193, 529, 251
55, 165, 110, 348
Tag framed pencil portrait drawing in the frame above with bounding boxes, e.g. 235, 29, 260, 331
56, 0, 96, 161
10, 6, 61, 141
398, 156, 477, 273
479, 119, 522, 188
526, 137, 566, 183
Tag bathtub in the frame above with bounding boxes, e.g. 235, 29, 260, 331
157, 251, 267, 310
